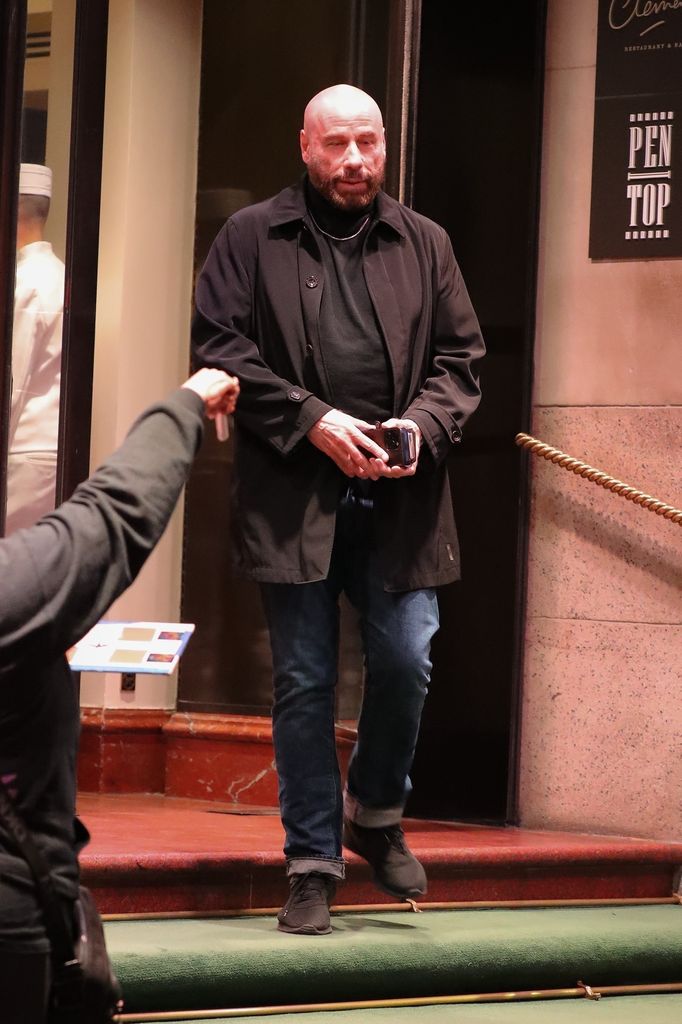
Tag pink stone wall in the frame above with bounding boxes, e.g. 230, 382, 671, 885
518, 0, 682, 840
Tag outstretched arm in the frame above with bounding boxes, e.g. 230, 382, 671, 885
0, 369, 238, 674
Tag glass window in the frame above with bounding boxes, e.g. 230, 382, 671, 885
5, 0, 73, 534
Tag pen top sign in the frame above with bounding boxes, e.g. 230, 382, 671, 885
590, 0, 682, 259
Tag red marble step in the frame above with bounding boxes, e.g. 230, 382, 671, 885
77, 793, 682, 915
78, 710, 353, 805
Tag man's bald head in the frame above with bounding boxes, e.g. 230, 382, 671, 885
300, 84, 386, 211
303, 85, 384, 136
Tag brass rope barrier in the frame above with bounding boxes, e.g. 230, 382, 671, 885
516, 433, 682, 526
103, 895, 680, 921
113, 982, 682, 1022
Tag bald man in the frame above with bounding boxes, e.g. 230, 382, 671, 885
193, 84, 485, 935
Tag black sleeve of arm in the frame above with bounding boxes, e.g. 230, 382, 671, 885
0, 388, 204, 673
192, 218, 330, 456
403, 231, 485, 465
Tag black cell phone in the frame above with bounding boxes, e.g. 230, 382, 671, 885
366, 424, 417, 467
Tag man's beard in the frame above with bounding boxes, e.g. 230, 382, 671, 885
308, 165, 384, 211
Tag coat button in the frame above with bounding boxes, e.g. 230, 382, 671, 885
305, 275, 318, 288
289, 388, 302, 401
305, 343, 314, 354
450, 425, 462, 442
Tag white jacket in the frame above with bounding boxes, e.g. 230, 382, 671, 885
6, 241, 65, 533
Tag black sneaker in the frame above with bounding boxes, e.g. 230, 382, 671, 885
277, 872, 337, 935
343, 818, 427, 899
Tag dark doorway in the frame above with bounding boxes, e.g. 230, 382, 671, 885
180, 0, 546, 826
180, 0, 402, 719
406, 0, 546, 822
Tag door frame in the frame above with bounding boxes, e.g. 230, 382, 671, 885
0, 0, 26, 531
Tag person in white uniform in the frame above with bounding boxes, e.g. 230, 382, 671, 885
6, 163, 65, 534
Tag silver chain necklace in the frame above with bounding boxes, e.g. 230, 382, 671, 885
308, 210, 370, 241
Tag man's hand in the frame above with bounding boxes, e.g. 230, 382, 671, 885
368, 418, 422, 479
307, 409, 389, 479
182, 368, 240, 418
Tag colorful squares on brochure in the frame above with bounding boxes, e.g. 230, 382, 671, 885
67, 621, 195, 675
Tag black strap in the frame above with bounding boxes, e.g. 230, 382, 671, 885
0, 777, 78, 970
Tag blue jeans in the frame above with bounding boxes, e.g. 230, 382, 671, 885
260, 483, 439, 879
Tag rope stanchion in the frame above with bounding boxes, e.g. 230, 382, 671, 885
516, 433, 682, 526
112, 982, 682, 1021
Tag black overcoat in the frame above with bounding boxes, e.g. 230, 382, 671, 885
192, 182, 485, 591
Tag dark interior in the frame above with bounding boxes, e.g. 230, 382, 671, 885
180, 0, 546, 823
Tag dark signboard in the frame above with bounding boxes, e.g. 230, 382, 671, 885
589, 1, 682, 259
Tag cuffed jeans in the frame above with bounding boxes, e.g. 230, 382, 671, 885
260, 482, 439, 879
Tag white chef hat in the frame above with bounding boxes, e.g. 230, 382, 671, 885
19, 163, 52, 198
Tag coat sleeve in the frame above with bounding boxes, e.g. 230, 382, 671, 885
192, 218, 330, 456
403, 229, 485, 465
0, 388, 204, 676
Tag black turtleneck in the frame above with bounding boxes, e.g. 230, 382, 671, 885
305, 180, 393, 424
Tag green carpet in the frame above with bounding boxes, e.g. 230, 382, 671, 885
105, 905, 682, 1013
162, 996, 682, 1023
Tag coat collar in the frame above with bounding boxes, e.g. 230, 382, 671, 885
268, 178, 406, 238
